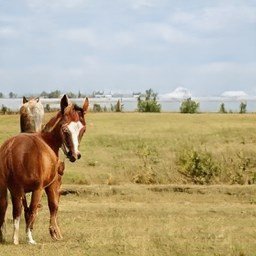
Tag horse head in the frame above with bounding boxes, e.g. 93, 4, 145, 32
20, 97, 44, 133
60, 95, 89, 162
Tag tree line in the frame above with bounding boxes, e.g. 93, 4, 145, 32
0, 90, 87, 99
0, 88, 249, 114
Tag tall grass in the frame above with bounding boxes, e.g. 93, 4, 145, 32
62, 113, 256, 185
0, 112, 255, 185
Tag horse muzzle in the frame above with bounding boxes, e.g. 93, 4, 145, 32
67, 151, 81, 162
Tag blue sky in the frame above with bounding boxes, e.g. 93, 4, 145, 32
0, 0, 256, 97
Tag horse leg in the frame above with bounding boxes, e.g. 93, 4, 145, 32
25, 189, 43, 245
11, 194, 23, 245
0, 187, 8, 243
45, 177, 63, 240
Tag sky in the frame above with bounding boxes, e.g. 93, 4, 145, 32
0, 0, 256, 97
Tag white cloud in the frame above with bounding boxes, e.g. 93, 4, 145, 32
25, 0, 89, 10
59, 28, 97, 46
131, 0, 155, 9
0, 27, 19, 38
161, 87, 192, 100
157, 24, 197, 44
195, 61, 256, 76
142, 23, 198, 44
221, 91, 248, 99
114, 32, 136, 47
171, 4, 256, 32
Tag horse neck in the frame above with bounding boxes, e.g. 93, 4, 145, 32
41, 113, 63, 156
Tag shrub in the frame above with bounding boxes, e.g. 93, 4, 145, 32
222, 151, 256, 185
180, 98, 199, 113
1, 105, 8, 114
111, 100, 123, 112
93, 103, 103, 112
137, 89, 161, 112
239, 102, 247, 114
178, 149, 220, 184
219, 103, 227, 113
45, 104, 51, 112
132, 142, 160, 184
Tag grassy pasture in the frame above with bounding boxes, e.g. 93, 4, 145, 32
0, 112, 256, 255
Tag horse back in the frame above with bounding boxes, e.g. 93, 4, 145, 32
0, 133, 58, 193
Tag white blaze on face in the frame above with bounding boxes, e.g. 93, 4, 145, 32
67, 121, 84, 155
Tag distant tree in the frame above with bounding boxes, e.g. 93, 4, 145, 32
137, 89, 161, 112
114, 99, 123, 112
0, 92, 4, 98
1, 105, 8, 114
45, 104, 51, 112
219, 103, 227, 113
78, 91, 87, 98
93, 103, 102, 112
40, 91, 49, 98
180, 98, 199, 113
9, 92, 17, 98
91, 90, 105, 98
48, 90, 61, 98
66, 92, 77, 98
239, 102, 247, 114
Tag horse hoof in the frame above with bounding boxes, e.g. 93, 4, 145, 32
28, 240, 37, 245
49, 226, 62, 241
0, 237, 5, 244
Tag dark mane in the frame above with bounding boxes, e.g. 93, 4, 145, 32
42, 111, 62, 133
74, 104, 84, 113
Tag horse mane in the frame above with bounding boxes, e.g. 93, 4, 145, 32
74, 104, 84, 113
42, 111, 62, 133
64, 104, 83, 115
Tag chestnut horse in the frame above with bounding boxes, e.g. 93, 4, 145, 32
20, 97, 44, 133
0, 95, 89, 244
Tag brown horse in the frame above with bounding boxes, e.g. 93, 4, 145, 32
0, 95, 89, 244
20, 97, 44, 133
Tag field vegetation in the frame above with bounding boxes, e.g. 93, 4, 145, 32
0, 112, 256, 255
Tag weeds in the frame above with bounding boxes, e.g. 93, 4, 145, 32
132, 142, 160, 184
178, 149, 220, 185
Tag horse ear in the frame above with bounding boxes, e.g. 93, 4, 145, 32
61, 95, 69, 114
23, 96, 28, 104
83, 97, 89, 113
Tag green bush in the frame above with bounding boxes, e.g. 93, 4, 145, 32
219, 103, 227, 113
112, 100, 123, 112
239, 102, 247, 114
178, 149, 220, 184
93, 103, 103, 112
180, 98, 199, 113
137, 89, 161, 112
1, 105, 8, 114
132, 142, 160, 184
45, 104, 51, 112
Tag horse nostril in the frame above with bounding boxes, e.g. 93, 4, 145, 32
77, 153, 81, 159
69, 156, 76, 162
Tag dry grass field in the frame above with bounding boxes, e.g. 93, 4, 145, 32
0, 112, 256, 255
